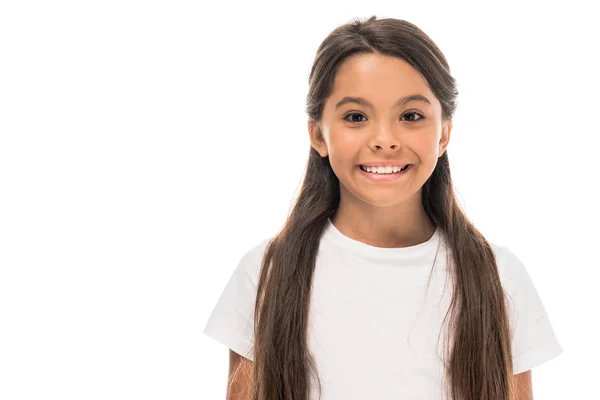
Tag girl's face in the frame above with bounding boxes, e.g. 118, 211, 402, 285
309, 52, 452, 208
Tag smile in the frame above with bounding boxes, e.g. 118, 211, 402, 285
357, 164, 413, 182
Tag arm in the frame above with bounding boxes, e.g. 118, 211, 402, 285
227, 349, 253, 400
513, 370, 533, 400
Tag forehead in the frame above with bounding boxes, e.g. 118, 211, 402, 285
329, 53, 436, 106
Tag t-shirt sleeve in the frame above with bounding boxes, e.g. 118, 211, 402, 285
202, 239, 269, 361
498, 245, 563, 375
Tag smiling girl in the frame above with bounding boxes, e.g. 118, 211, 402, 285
203, 16, 562, 400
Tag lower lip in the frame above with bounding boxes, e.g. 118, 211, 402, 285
357, 165, 413, 182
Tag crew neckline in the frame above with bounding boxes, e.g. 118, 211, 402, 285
322, 217, 443, 261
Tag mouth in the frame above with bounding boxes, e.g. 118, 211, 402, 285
357, 164, 414, 182
358, 164, 412, 174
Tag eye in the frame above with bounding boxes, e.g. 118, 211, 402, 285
402, 111, 425, 122
343, 112, 367, 123
342, 111, 425, 124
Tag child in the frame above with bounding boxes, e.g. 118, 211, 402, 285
203, 15, 562, 400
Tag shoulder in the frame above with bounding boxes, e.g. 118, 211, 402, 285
233, 237, 272, 285
488, 241, 531, 295
487, 239, 563, 373
487, 240, 543, 318
203, 238, 272, 362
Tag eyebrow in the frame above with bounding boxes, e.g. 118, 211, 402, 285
334, 94, 431, 110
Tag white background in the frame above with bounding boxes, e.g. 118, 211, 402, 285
1, 1, 598, 399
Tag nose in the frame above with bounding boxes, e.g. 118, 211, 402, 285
375, 143, 399, 150
369, 124, 401, 151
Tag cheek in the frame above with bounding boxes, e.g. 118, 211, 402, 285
328, 158, 353, 183
411, 135, 441, 160
327, 152, 359, 187
413, 142, 442, 178
327, 135, 359, 164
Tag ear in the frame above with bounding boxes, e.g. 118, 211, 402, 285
308, 120, 328, 157
439, 119, 452, 156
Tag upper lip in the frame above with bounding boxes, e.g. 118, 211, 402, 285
358, 161, 412, 168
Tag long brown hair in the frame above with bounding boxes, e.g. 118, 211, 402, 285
242, 16, 514, 400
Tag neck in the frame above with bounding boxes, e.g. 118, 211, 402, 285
330, 192, 436, 249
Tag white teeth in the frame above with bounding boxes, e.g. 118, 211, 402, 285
361, 165, 407, 174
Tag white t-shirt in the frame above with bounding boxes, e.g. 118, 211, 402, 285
203, 218, 563, 399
